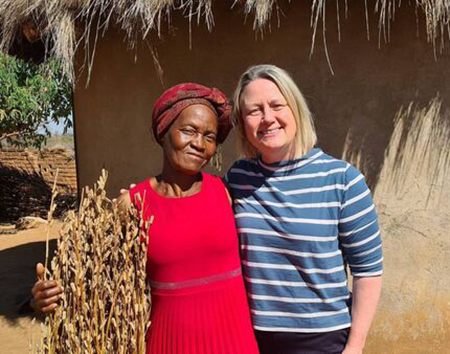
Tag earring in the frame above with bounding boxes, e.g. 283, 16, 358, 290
210, 145, 223, 172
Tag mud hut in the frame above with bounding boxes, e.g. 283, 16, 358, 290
1, 1, 449, 353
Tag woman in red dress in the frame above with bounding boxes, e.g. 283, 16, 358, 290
31, 83, 259, 354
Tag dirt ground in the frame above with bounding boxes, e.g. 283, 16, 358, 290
0, 221, 63, 353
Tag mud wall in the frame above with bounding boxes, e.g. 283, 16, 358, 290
351, 98, 450, 353
72, 1, 449, 352
0, 148, 77, 191
0, 148, 77, 221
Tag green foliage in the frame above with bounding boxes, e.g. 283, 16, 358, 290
0, 52, 72, 148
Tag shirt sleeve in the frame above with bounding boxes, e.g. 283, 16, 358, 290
222, 162, 237, 198
338, 164, 383, 277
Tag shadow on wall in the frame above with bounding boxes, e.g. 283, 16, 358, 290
0, 165, 77, 223
0, 240, 57, 324
342, 95, 450, 195
0, 166, 52, 222
376, 95, 450, 202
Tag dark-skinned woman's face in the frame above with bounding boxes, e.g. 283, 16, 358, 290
161, 104, 218, 175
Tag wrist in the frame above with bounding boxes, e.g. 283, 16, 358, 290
345, 343, 364, 350
30, 298, 39, 313
346, 331, 367, 350
17, 296, 36, 315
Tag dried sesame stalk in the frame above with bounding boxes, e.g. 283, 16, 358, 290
33, 170, 151, 353
44, 169, 59, 281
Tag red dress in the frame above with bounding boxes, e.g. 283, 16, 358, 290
130, 173, 259, 354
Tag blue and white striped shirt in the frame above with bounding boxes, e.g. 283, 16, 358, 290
224, 148, 383, 333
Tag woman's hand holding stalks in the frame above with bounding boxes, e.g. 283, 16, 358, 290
31, 263, 63, 314
32, 183, 135, 315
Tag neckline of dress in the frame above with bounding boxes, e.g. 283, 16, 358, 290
147, 173, 206, 200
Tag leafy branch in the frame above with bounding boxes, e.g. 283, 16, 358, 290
0, 52, 72, 148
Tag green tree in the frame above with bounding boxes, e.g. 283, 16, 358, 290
0, 52, 72, 148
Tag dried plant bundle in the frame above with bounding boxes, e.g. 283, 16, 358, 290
34, 170, 151, 354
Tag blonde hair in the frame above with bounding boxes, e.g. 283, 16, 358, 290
232, 64, 317, 159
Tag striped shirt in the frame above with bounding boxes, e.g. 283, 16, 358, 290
224, 148, 383, 333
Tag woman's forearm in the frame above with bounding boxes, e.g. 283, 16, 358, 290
344, 276, 382, 352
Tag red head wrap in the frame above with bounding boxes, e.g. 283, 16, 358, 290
152, 83, 232, 145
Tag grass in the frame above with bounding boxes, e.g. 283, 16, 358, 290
44, 135, 74, 150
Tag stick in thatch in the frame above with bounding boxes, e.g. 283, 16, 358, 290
33, 169, 151, 354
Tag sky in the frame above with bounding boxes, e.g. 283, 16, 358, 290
46, 114, 73, 135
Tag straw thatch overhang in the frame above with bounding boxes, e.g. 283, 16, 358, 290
1, 0, 449, 82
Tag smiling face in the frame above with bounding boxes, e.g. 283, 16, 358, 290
240, 78, 297, 163
161, 104, 218, 175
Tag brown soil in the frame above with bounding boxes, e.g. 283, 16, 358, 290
0, 221, 63, 353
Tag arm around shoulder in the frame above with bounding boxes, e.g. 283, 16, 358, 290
223, 186, 233, 205
116, 190, 132, 215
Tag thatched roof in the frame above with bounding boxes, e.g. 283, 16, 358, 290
1, 0, 449, 82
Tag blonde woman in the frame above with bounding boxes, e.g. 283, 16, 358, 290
225, 64, 382, 354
